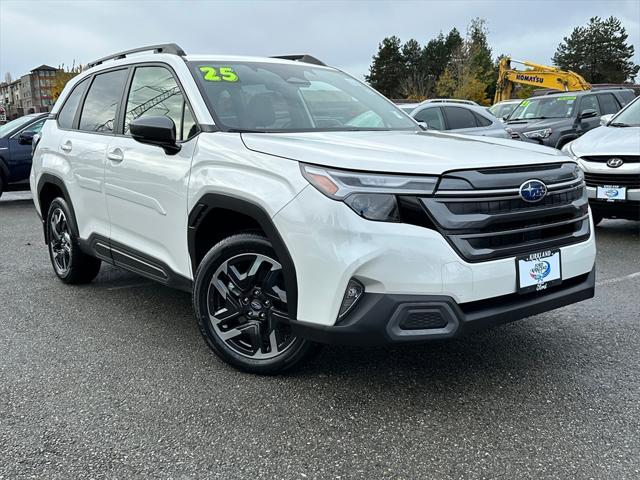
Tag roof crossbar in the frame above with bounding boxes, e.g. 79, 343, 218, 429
87, 43, 186, 68
270, 55, 326, 66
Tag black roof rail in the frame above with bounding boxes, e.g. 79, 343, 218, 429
270, 54, 326, 66
87, 43, 186, 68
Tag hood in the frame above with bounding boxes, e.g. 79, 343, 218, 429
240, 130, 564, 175
570, 125, 640, 157
505, 118, 569, 132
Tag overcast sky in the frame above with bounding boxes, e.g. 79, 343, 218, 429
1, 0, 638, 82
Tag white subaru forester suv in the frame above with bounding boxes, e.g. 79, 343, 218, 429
31, 44, 596, 374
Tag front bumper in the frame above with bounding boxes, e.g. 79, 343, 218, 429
291, 268, 595, 346
582, 160, 640, 220
274, 185, 596, 328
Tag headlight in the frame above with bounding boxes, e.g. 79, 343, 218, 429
523, 128, 552, 139
300, 163, 438, 222
561, 142, 578, 160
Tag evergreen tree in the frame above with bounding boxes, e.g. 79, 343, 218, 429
401, 39, 428, 99
365, 36, 406, 98
466, 18, 496, 99
553, 16, 639, 82
402, 39, 423, 76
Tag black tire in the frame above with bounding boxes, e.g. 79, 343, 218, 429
193, 233, 319, 374
592, 210, 604, 227
46, 197, 101, 284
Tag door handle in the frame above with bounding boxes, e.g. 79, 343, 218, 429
107, 147, 124, 163
60, 141, 72, 153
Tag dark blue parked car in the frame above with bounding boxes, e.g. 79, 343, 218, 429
0, 113, 48, 198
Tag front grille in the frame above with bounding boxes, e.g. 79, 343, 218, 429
584, 172, 640, 188
421, 162, 590, 262
581, 155, 640, 164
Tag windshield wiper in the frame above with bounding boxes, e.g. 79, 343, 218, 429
226, 128, 268, 133
609, 122, 631, 127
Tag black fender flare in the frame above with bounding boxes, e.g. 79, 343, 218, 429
188, 193, 298, 319
555, 134, 579, 149
36, 173, 80, 242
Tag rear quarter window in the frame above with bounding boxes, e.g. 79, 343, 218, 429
57, 78, 89, 129
473, 112, 492, 127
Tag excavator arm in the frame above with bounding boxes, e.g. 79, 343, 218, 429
494, 57, 591, 103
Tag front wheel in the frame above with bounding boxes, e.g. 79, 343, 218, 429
193, 233, 319, 374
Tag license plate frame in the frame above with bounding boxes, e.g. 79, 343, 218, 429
516, 249, 562, 294
596, 185, 627, 202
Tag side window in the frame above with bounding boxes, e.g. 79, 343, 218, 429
443, 106, 477, 130
473, 112, 492, 127
124, 66, 198, 141
618, 90, 635, 106
57, 78, 88, 129
597, 93, 620, 115
414, 107, 445, 130
79, 69, 128, 133
579, 95, 600, 115
24, 119, 46, 134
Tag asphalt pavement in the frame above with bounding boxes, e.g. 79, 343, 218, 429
1, 191, 639, 480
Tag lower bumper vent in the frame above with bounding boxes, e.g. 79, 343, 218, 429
399, 311, 448, 330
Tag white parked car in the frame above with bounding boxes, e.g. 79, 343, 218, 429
31, 44, 596, 374
563, 96, 640, 224
489, 99, 522, 120
410, 101, 510, 138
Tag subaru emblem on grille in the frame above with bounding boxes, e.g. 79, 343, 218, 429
519, 179, 547, 203
606, 157, 624, 168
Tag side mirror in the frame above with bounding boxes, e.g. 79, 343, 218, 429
599, 114, 613, 126
579, 109, 597, 120
18, 131, 35, 145
129, 116, 180, 154
418, 121, 429, 130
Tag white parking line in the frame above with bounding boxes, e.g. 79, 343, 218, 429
596, 271, 640, 287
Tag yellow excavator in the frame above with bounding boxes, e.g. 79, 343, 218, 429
494, 57, 591, 103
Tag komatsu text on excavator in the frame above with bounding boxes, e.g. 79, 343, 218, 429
494, 57, 592, 103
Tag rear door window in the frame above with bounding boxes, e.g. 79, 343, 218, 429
79, 69, 128, 133
413, 107, 445, 130
443, 106, 477, 130
597, 93, 620, 115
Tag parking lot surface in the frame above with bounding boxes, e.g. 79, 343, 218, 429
1, 192, 639, 480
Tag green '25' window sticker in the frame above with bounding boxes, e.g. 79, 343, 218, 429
199, 66, 239, 82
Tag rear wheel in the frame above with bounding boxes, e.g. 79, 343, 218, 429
193, 233, 319, 374
46, 198, 101, 284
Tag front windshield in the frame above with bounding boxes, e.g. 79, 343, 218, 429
0, 115, 37, 137
189, 61, 417, 132
508, 95, 577, 120
610, 98, 640, 127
